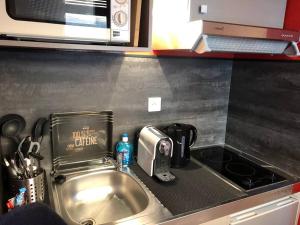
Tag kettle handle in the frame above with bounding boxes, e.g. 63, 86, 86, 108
189, 125, 197, 147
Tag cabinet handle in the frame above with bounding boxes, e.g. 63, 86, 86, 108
276, 199, 294, 207
235, 212, 257, 221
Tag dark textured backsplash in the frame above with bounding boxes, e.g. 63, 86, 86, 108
1, 48, 300, 213
0, 49, 232, 213
226, 60, 300, 176
0, 49, 232, 147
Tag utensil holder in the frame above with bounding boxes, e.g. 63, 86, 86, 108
8, 170, 45, 203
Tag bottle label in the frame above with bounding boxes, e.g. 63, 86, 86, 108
116, 141, 132, 167
122, 150, 130, 166
117, 149, 131, 166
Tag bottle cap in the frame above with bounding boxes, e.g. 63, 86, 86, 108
19, 187, 26, 193
122, 133, 129, 142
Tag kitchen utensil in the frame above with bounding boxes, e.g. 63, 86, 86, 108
24, 137, 41, 155
42, 119, 50, 136
0, 137, 21, 177
13, 150, 39, 179
24, 158, 34, 178
20, 136, 42, 159
29, 151, 44, 161
30, 118, 47, 161
3, 157, 10, 167
0, 114, 26, 142
0, 137, 18, 158
17, 136, 43, 178
8, 169, 45, 203
14, 153, 27, 179
10, 158, 23, 178
1, 136, 22, 178
32, 118, 47, 143
17, 138, 30, 178
137, 126, 175, 182
163, 123, 197, 168
2, 157, 21, 178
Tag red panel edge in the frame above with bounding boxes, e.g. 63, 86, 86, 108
292, 182, 300, 193
284, 0, 300, 31
292, 182, 300, 225
153, 50, 300, 61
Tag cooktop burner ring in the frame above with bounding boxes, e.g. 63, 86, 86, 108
191, 147, 287, 190
225, 162, 256, 177
200, 150, 233, 163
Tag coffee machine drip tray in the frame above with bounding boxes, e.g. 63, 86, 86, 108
191, 146, 286, 191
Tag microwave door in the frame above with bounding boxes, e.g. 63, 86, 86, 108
0, 0, 111, 42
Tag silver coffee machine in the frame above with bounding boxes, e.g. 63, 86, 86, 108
137, 126, 175, 182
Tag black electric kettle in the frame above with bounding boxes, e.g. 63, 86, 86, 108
163, 123, 197, 168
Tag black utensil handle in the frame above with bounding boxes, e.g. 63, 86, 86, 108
29, 152, 44, 160
32, 118, 48, 142
189, 125, 197, 147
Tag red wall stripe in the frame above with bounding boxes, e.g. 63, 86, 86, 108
153, 50, 300, 61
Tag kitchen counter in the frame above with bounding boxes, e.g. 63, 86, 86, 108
131, 161, 246, 215
131, 150, 298, 225
40, 135, 298, 225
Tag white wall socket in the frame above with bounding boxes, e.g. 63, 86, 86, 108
148, 97, 161, 112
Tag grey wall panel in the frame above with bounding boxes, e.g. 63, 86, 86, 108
226, 60, 300, 177
0, 48, 232, 148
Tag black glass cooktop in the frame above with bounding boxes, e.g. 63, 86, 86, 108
191, 146, 286, 191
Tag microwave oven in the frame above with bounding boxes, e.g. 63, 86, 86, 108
0, 0, 131, 43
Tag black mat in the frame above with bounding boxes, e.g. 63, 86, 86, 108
131, 161, 247, 215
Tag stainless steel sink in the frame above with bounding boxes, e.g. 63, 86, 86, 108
51, 160, 172, 225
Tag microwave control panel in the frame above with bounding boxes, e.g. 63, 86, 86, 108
111, 0, 131, 43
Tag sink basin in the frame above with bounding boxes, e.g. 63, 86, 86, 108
53, 170, 149, 225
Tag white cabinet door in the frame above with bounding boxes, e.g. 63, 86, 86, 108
230, 196, 299, 225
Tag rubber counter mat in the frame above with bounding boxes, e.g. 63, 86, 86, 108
131, 161, 246, 215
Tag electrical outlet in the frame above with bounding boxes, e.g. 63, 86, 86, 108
148, 97, 161, 112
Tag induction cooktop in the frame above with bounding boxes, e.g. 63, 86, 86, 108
191, 146, 287, 191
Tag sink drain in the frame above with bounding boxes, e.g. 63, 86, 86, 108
80, 218, 95, 225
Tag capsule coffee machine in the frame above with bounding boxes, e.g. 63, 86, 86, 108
137, 126, 175, 182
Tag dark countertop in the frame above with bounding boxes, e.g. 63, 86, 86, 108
131, 145, 298, 217
131, 161, 247, 215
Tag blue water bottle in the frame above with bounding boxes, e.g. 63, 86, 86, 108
116, 133, 133, 167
